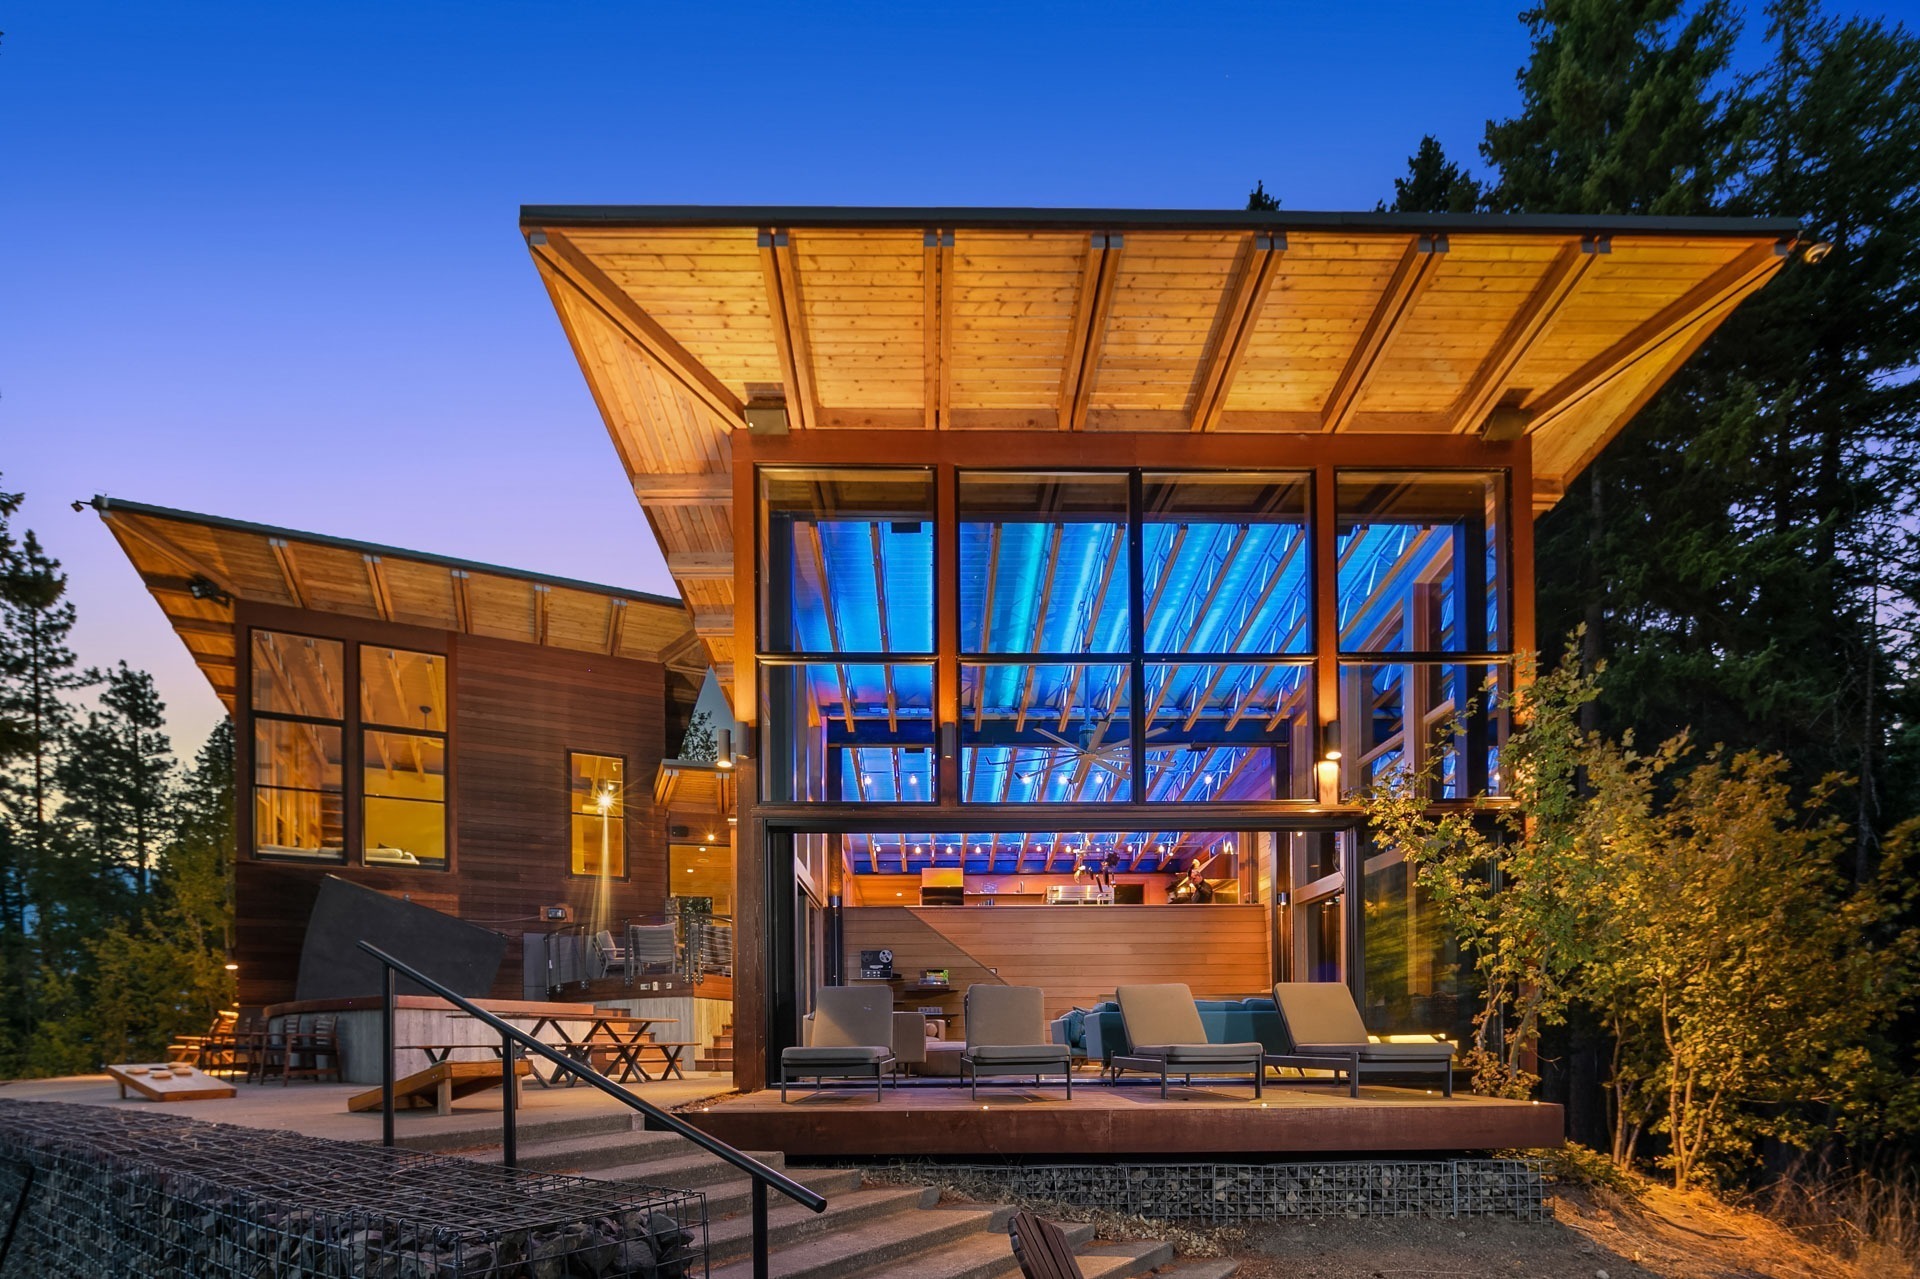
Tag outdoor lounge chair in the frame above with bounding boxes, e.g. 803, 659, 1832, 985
960, 985, 1074, 1100
1110, 983, 1264, 1099
780, 985, 897, 1101
1268, 981, 1455, 1097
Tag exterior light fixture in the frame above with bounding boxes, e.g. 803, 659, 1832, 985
223, 961, 240, 972
743, 395, 790, 435
939, 723, 957, 757
1320, 722, 1342, 761
715, 729, 735, 769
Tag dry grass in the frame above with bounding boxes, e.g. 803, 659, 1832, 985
1744, 1162, 1920, 1279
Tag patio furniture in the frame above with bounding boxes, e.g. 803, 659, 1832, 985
250, 1015, 288, 1084
590, 929, 627, 978
283, 1013, 342, 1084
1110, 983, 1264, 1099
626, 922, 677, 975
960, 985, 1074, 1100
781, 986, 896, 1101
1268, 981, 1456, 1097
1008, 1210, 1085, 1279
347, 1058, 531, 1117
167, 1010, 237, 1066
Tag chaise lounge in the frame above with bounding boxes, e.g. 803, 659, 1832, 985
960, 985, 1074, 1100
1267, 981, 1456, 1097
780, 985, 897, 1101
1109, 983, 1264, 1099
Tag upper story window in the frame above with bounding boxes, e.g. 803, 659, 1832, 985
250, 631, 346, 862
359, 646, 448, 868
569, 752, 626, 877
1335, 471, 1508, 655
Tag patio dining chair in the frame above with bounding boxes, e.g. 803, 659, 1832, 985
282, 1013, 342, 1084
780, 985, 896, 1101
960, 985, 1074, 1100
1268, 981, 1455, 1097
590, 929, 628, 979
1110, 983, 1264, 1099
626, 923, 677, 974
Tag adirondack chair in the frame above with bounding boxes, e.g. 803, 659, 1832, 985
1007, 1210, 1083, 1279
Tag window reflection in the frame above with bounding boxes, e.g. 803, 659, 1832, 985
762, 662, 935, 802
1339, 663, 1508, 801
760, 468, 934, 655
1142, 472, 1309, 655
1142, 662, 1313, 801
960, 663, 1131, 802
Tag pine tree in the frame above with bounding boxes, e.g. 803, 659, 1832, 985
57, 663, 174, 898
1383, 136, 1483, 213
1245, 180, 1280, 212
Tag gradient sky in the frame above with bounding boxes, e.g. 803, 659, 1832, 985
4, 1, 1908, 757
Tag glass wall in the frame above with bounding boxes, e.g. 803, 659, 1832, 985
1361, 841, 1477, 1045
755, 464, 1511, 810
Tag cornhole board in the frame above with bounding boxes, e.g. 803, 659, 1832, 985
106, 1062, 236, 1102
347, 1059, 530, 1117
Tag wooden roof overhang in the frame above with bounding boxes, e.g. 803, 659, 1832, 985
91, 497, 706, 712
521, 205, 1799, 690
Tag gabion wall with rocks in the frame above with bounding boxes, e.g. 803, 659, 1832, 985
888, 1158, 1546, 1222
0, 1101, 704, 1278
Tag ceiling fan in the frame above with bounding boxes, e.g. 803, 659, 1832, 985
1032, 714, 1164, 790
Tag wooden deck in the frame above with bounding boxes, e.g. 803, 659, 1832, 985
686, 1077, 1562, 1158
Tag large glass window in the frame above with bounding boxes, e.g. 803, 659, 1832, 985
250, 632, 345, 861
960, 663, 1131, 802
1339, 663, 1508, 801
1142, 662, 1313, 801
762, 662, 935, 802
960, 473, 1129, 654
1143, 472, 1310, 655
1361, 846, 1475, 1045
760, 468, 934, 655
570, 753, 626, 877
360, 645, 448, 868
1336, 471, 1507, 654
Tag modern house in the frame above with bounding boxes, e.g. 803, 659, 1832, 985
100, 205, 1792, 1150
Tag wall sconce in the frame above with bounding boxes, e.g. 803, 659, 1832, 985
1320, 722, 1342, 762
939, 723, 957, 758
715, 728, 734, 770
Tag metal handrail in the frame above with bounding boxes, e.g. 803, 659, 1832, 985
358, 941, 824, 1279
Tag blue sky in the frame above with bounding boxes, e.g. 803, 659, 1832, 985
3, 1, 1910, 755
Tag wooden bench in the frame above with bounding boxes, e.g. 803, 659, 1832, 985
1008, 1210, 1083, 1279
347, 1059, 530, 1117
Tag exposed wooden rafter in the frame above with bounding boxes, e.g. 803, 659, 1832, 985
450, 569, 472, 633
605, 596, 629, 654
1191, 232, 1285, 431
1323, 234, 1448, 433
758, 229, 818, 431
923, 230, 954, 429
632, 473, 733, 504
363, 554, 394, 622
1059, 233, 1124, 431
165, 615, 234, 638
1522, 240, 1789, 435
267, 537, 308, 609
1451, 238, 1602, 433
665, 550, 735, 579
530, 229, 747, 430
533, 583, 551, 645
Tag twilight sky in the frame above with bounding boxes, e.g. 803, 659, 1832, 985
3, 1, 1906, 757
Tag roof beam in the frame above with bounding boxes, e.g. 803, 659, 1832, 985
165, 615, 234, 638
1191, 232, 1285, 431
530, 229, 746, 430
1059, 233, 1124, 431
1323, 234, 1447, 433
450, 569, 472, 633
758, 229, 818, 431
1523, 239, 1789, 434
632, 472, 732, 504
267, 537, 308, 609
103, 513, 238, 599
664, 550, 735, 579
1451, 238, 1602, 433
923, 230, 954, 429
533, 583, 550, 645
363, 555, 394, 622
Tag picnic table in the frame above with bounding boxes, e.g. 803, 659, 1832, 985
445, 1012, 691, 1086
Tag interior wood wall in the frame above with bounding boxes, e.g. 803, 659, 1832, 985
233, 602, 671, 1008
841, 905, 1273, 1019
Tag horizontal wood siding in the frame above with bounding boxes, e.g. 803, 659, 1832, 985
234, 602, 673, 1008
841, 905, 1272, 1019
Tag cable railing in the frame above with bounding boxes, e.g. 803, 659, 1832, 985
358, 941, 826, 1279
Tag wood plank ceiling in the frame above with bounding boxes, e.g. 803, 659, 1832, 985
92, 498, 706, 712
525, 209, 1796, 691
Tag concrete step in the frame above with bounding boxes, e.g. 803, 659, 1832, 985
1076, 1240, 1178, 1276
393, 1108, 637, 1153
708, 1203, 1003, 1279
490, 1128, 786, 1176
705, 1184, 940, 1264
600, 1159, 860, 1210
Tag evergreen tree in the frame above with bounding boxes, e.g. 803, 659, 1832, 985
1245, 180, 1280, 212
56, 663, 175, 899
1383, 136, 1483, 213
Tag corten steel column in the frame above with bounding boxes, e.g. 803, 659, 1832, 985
936, 463, 961, 806
733, 768, 767, 1093
1311, 465, 1341, 805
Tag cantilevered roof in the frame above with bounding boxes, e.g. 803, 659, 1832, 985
92, 497, 705, 710
523, 204, 1796, 685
